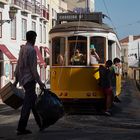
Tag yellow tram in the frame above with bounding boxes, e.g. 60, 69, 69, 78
49, 13, 121, 105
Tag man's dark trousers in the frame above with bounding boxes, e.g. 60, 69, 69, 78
17, 80, 41, 131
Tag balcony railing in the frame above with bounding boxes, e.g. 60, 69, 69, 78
23, 0, 32, 12
0, 0, 8, 4
10, 1, 49, 20
11, 0, 23, 9
32, 1, 41, 15
41, 5, 49, 20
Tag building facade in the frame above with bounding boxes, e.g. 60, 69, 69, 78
0, 0, 68, 88
120, 35, 140, 75
63, 0, 95, 13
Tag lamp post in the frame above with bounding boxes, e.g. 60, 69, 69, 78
0, 7, 17, 26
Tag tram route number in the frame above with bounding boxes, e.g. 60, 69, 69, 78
92, 92, 96, 96
87, 92, 96, 96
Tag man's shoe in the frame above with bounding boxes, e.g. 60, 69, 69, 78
39, 124, 46, 132
114, 96, 121, 103
104, 111, 111, 116
17, 129, 32, 135
39, 127, 45, 132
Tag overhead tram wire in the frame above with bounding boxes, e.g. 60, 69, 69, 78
51, 0, 84, 89
102, 0, 118, 35
68, 10, 84, 94
52, 0, 90, 87
114, 20, 140, 30
73, 10, 83, 56
51, 0, 80, 89
101, 1, 140, 38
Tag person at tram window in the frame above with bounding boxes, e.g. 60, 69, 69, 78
70, 49, 84, 65
57, 54, 64, 65
90, 44, 100, 65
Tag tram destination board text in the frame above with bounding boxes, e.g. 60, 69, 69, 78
57, 12, 103, 24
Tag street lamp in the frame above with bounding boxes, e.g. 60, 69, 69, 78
0, 8, 17, 26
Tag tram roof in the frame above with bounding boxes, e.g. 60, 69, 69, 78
49, 21, 115, 34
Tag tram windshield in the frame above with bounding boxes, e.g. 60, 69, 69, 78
51, 36, 106, 66
68, 36, 87, 66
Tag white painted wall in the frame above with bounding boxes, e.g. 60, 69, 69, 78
128, 38, 140, 67
0, 1, 51, 87
0, 0, 68, 87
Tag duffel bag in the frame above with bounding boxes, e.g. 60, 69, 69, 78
35, 89, 64, 128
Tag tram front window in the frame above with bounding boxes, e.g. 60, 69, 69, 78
90, 37, 105, 64
52, 37, 65, 66
68, 36, 87, 66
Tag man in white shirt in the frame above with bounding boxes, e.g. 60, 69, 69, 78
14, 31, 45, 135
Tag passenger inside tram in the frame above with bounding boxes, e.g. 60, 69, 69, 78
57, 54, 64, 65
90, 44, 100, 64
70, 49, 84, 65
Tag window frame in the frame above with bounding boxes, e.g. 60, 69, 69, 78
21, 18, 27, 41
11, 17, 16, 40
52, 37, 66, 66
40, 24, 42, 43
90, 36, 106, 64
43, 24, 46, 43
32, 21, 36, 32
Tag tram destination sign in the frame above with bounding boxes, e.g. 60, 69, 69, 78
57, 12, 103, 24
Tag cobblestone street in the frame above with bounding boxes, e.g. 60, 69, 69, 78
0, 79, 140, 140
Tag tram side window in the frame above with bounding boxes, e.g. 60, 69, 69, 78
52, 37, 65, 66
90, 37, 105, 64
68, 36, 87, 66
116, 44, 121, 58
108, 40, 113, 60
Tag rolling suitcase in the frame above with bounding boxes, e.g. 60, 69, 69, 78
0, 82, 24, 109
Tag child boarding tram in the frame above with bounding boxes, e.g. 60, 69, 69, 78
49, 12, 121, 107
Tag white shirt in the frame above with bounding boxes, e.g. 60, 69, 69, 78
15, 42, 42, 86
90, 55, 98, 64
